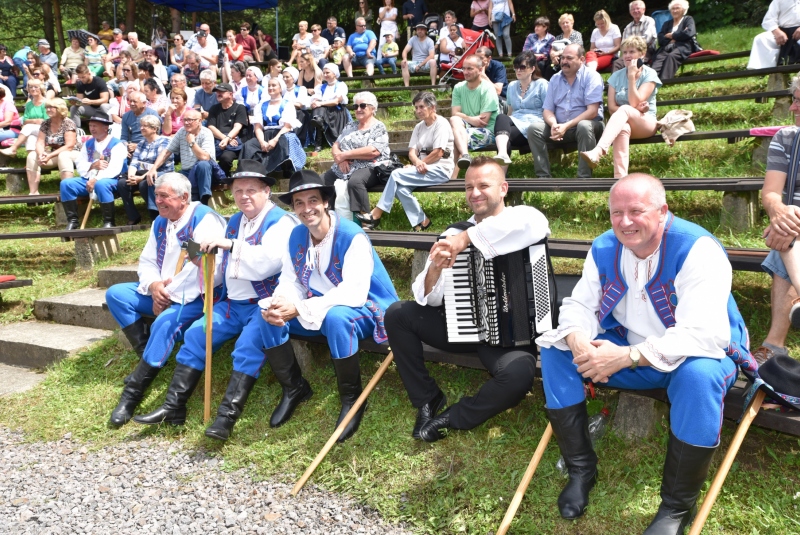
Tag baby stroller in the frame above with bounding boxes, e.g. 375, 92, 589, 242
421, 13, 444, 43
439, 28, 496, 84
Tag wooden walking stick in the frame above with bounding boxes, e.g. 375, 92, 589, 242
496, 422, 554, 535
80, 197, 94, 229
291, 351, 395, 496
202, 252, 216, 423
688, 389, 766, 535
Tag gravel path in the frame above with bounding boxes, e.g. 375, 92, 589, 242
0, 427, 413, 535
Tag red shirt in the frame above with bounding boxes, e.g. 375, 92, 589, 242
236, 34, 258, 58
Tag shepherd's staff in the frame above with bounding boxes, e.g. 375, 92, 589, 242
291, 351, 395, 496
202, 251, 216, 423
496, 422, 554, 535
688, 389, 766, 535
79, 196, 94, 229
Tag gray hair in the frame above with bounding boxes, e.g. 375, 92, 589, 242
353, 91, 378, 109
608, 173, 667, 209
128, 90, 146, 104
154, 172, 191, 198
629, 0, 645, 8
199, 70, 216, 81
139, 114, 161, 133
355, 17, 366, 26
128, 32, 138, 40
791, 72, 800, 95
667, 0, 689, 13
412, 91, 437, 109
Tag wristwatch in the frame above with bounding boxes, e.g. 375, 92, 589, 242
188, 141, 196, 148
629, 345, 641, 370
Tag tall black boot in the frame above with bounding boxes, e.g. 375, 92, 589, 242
108, 360, 161, 427
204, 371, 258, 441
100, 202, 116, 228
121, 318, 149, 359
133, 364, 203, 426
643, 432, 717, 535
331, 356, 366, 443
312, 118, 325, 152
267, 341, 313, 428
63, 200, 79, 230
546, 402, 598, 520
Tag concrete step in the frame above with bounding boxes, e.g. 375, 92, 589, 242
34, 288, 118, 331
97, 264, 139, 288
389, 130, 413, 144
312, 160, 335, 173
0, 363, 46, 396
0, 321, 113, 368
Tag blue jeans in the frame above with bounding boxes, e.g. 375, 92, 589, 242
13, 58, 27, 88
540, 329, 737, 447
181, 161, 212, 202
1, 75, 18, 96
0, 128, 18, 142
376, 56, 397, 74
167, 65, 181, 81
60, 176, 118, 202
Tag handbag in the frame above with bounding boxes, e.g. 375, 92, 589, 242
373, 153, 404, 183
656, 109, 695, 147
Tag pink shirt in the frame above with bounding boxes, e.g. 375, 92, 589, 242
0, 99, 20, 128
471, 0, 491, 27
168, 109, 185, 135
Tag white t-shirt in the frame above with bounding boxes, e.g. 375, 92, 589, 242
439, 36, 464, 63
308, 39, 331, 62
293, 32, 313, 52
379, 7, 399, 37
590, 24, 622, 54
190, 42, 219, 68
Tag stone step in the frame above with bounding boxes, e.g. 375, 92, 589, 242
34, 288, 118, 331
0, 321, 112, 368
0, 363, 46, 396
97, 265, 139, 288
389, 130, 413, 144
312, 160, 335, 173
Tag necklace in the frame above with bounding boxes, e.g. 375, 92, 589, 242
519, 80, 531, 99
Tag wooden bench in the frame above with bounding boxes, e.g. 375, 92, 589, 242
659, 89, 788, 107
0, 194, 60, 206
0, 226, 149, 270
664, 63, 799, 86
0, 278, 32, 303
681, 50, 750, 66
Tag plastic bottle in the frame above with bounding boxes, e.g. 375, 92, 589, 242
555, 408, 610, 476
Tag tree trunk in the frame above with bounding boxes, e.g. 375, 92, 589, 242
127, 0, 136, 34
42, 0, 55, 52
170, 8, 182, 35
53, 0, 66, 53
85, 0, 99, 34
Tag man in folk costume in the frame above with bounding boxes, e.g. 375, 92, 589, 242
536, 174, 758, 535
106, 172, 226, 427
132, 160, 298, 437
259, 170, 399, 442
384, 157, 550, 442
60, 111, 127, 229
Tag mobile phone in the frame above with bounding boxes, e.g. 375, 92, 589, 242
636, 58, 644, 68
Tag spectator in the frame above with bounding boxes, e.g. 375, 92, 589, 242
0, 79, 47, 156
190, 31, 219, 77
120, 113, 173, 223
59, 38, 85, 84
330, 37, 347, 66
651, 0, 696, 80
586, 10, 621, 72
138, 61, 166, 95
25, 98, 80, 194
168, 34, 187, 80
309, 24, 331, 68
143, 49, 168, 84
0, 45, 18, 97
240, 77, 306, 176
118, 23, 128, 41
449, 55, 498, 176
104, 29, 130, 79
282, 66, 312, 144
401, 24, 437, 87
60, 112, 128, 229
98, 21, 114, 48
438, 24, 464, 64
343, 17, 378, 77
555, 13, 583, 46
82, 36, 107, 77
754, 72, 800, 364
527, 44, 604, 178
207, 83, 248, 176
113, 83, 136, 124
475, 46, 508, 99
523, 17, 555, 72
237, 66, 265, 121
237, 22, 260, 62
146, 108, 216, 204
229, 61, 247, 94
221, 29, 244, 84
580, 36, 661, 177
612, 1, 657, 71
120, 90, 160, 157
39, 63, 61, 98
169, 72, 195, 109
142, 79, 170, 117
261, 58, 287, 92
193, 70, 218, 120
321, 17, 347, 46
117, 62, 139, 95
127, 33, 152, 63
356, 91, 450, 231
37, 40, 58, 72
309, 63, 350, 154
151, 27, 169, 65
182, 52, 204, 87
402, 0, 429, 39
163, 88, 189, 136
12, 46, 32, 89
377, 0, 400, 60
491, 0, 515, 58
255, 28, 277, 61
377, 33, 399, 74
70, 64, 112, 129
470, 0, 492, 32
288, 21, 313, 68
356, 0, 376, 34
438, 11, 463, 45
749, 0, 800, 69
186, 24, 219, 50
493, 51, 548, 169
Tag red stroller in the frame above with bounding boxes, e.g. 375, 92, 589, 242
439, 28, 496, 84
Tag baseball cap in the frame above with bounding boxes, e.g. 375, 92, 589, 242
37, 39, 50, 48
214, 83, 234, 92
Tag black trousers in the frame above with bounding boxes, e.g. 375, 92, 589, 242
494, 113, 528, 148
117, 170, 149, 223
385, 300, 537, 430
322, 166, 383, 214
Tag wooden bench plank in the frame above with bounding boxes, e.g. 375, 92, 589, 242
659, 90, 787, 107
663, 63, 799, 85
0, 279, 32, 290
0, 194, 60, 206
0, 225, 149, 240
682, 50, 750, 65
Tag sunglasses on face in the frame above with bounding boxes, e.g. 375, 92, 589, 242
354, 103, 371, 109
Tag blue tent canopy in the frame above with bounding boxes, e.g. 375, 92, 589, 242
149, 0, 277, 11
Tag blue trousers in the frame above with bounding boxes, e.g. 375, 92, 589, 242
13, 58, 27, 88
260, 304, 377, 359
105, 282, 206, 368
181, 161, 212, 202
176, 299, 267, 378
60, 176, 118, 203
540, 330, 738, 447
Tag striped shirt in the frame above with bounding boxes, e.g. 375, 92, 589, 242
130, 136, 174, 174
767, 125, 800, 206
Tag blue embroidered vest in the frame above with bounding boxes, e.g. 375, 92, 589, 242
319, 82, 343, 109
220, 206, 288, 300
259, 99, 287, 128
153, 203, 216, 272
241, 86, 263, 113
592, 212, 758, 377
85, 136, 128, 176
287, 217, 399, 343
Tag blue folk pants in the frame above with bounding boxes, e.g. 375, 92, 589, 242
60, 176, 118, 202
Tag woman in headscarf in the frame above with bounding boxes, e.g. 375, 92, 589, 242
309, 63, 350, 155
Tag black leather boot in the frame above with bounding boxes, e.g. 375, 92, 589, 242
332, 356, 366, 443
413, 389, 447, 439
133, 364, 203, 426
418, 406, 452, 442
267, 341, 313, 428
100, 202, 116, 228
63, 200, 79, 230
121, 318, 149, 359
108, 360, 161, 427
204, 371, 258, 441
643, 432, 717, 535
546, 402, 598, 520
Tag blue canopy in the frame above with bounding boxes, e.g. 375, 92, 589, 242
149, 0, 277, 11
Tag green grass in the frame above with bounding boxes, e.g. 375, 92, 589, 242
1, 23, 800, 535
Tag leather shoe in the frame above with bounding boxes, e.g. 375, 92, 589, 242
418, 407, 451, 442
355, 212, 381, 229
412, 390, 446, 439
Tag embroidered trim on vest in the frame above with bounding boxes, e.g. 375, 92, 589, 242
221, 208, 283, 299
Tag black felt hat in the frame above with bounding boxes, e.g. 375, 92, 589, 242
222, 159, 275, 186
758, 354, 800, 411
278, 169, 335, 206
87, 111, 114, 125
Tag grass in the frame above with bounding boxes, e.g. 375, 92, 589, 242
2, 23, 800, 534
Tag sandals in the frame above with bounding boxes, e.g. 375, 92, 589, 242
355, 212, 381, 229
412, 218, 432, 232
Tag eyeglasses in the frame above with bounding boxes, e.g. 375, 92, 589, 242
122, 69, 131, 72
32, 72, 41, 76
183, 118, 199, 123
312, 29, 321, 31
357, 24, 366, 27
514, 65, 531, 71
354, 103, 371, 109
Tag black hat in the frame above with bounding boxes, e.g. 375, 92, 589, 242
214, 83, 234, 93
278, 169, 335, 206
222, 159, 275, 186
87, 111, 114, 125
757, 354, 800, 411
415, 23, 428, 29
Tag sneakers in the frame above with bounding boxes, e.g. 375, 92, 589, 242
791, 297, 800, 329
457, 153, 472, 170
579, 150, 601, 170
493, 154, 512, 165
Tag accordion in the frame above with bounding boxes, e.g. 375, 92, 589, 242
443, 240, 554, 347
